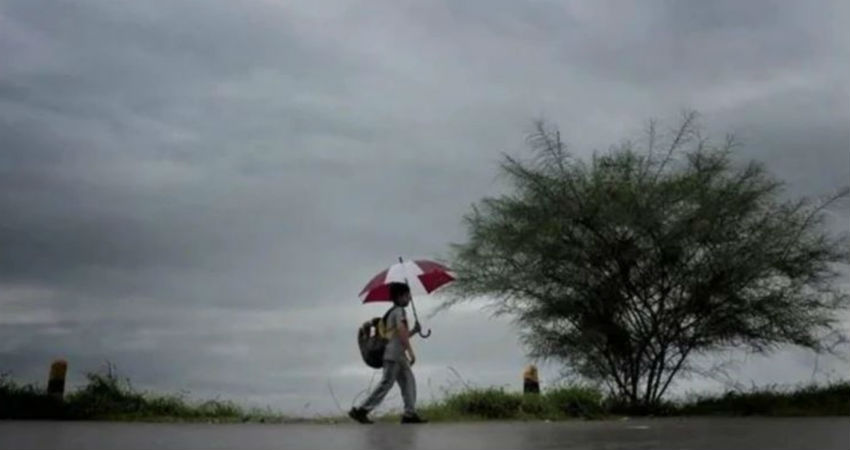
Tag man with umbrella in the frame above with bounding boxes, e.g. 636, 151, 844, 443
349, 258, 454, 424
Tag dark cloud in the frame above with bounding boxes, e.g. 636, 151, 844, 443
1, 0, 847, 412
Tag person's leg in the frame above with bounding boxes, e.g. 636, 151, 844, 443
359, 361, 400, 412
395, 361, 417, 417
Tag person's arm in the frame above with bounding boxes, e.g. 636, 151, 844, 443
398, 317, 416, 366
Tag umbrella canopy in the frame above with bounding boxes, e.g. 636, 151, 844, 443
359, 259, 455, 303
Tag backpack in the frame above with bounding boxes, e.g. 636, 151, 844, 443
357, 307, 396, 369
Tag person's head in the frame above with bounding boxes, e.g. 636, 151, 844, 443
388, 282, 411, 307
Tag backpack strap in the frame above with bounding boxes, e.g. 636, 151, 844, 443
378, 305, 397, 338
382, 305, 396, 324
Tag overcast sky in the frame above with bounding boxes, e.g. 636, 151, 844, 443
1, 0, 848, 415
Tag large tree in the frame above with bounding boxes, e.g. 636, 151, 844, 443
445, 112, 849, 410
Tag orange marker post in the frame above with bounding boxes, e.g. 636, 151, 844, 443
47, 359, 68, 399
523, 364, 540, 394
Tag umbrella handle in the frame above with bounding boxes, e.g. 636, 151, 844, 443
409, 297, 431, 339
411, 320, 431, 339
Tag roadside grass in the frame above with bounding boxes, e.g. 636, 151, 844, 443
381, 381, 849, 422
0, 371, 288, 423
389, 384, 609, 422
673, 382, 850, 417
3, 369, 847, 422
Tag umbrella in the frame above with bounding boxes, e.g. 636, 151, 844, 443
359, 257, 455, 338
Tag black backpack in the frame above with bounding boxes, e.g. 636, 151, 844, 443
357, 307, 395, 369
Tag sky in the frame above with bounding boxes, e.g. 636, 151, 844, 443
1, 0, 848, 415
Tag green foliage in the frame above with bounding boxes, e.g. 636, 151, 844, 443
545, 385, 606, 418
446, 112, 850, 409
414, 382, 848, 421
0, 374, 65, 419
518, 392, 557, 417
3, 369, 848, 421
443, 388, 523, 419
417, 384, 606, 421
65, 371, 146, 418
676, 381, 850, 416
0, 369, 287, 422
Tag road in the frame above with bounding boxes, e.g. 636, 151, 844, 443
1, 417, 847, 450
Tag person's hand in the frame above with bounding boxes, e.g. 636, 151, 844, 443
407, 351, 416, 367
410, 321, 422, 335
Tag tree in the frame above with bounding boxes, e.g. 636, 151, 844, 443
444, 112, 849, 410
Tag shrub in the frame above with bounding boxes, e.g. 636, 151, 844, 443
65, 371, 146, 418
443, 388, 523, 419
0, 375, 65, 419
544, 385, 605, 418
519, 392, 558, 417
677, 382, 850, 416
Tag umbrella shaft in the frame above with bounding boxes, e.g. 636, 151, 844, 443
410, 298, 420, 322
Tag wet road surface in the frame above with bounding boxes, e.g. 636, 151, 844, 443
1, 417, 847, 450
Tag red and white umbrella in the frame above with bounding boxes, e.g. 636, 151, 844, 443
359, 258, 455, 303
358, 258, 455, 338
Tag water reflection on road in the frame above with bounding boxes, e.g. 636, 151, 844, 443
0, 418, 847, 450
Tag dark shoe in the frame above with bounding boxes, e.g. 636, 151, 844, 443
348, 407, 373, 424
401, 413, 428, 424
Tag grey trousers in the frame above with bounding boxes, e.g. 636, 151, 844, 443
359, 359, 417, 416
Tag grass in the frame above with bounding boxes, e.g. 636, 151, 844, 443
0, 371, 289, 423
2, 369, 847, 422
0, 375, 65, 420
382, 381, 849, 422
674, 382, 850, 417
409, 385, 607, 422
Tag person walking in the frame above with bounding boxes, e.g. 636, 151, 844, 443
349, 282, 427, 424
